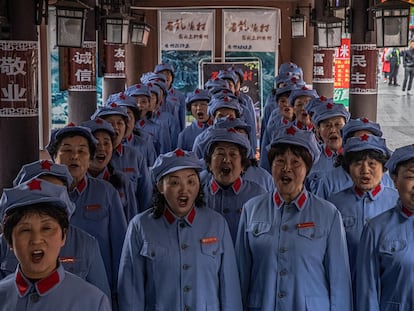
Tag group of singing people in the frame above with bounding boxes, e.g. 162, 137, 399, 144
1, 61, 414, 311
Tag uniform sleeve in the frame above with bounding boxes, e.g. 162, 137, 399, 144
219, 219, 243, 310
85, 237, 112, 303
123, 177, 139, 219
118, 219, 146, 311
97, 292, 113, 311
135, 156, 153, 211
234, 206, 252, 310
324, 209, 353, 311
355, 223, 380, 311
107, 187, 128, 297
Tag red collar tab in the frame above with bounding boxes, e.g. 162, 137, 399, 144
164, 206, 196, 224
401, 206, 414, 218
15, 267, 61, 296
210, 179, 220, 194
76, 177, 87, 193
139, 119, 145, 127
127, 134, 133, 142
371, 184, 382, 197
232, 177, 242, 193
295, 192, 307, 209
102, 168, 111, 181
324, 145, 342, 158
274, 192, 283, 208
354, 184, 382, 199
354, 186, 364, 198
197, 121, 204, 128
116, 143, 123, 155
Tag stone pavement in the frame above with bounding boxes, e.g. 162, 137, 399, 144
377, 71, 414, 151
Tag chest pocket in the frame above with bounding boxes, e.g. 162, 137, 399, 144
342, 216, 357, 229
83, 205, 108, 221
140, 241, 168, 261
200, 240, 223, 258
297, 226, 325, 240
379, 239, 407, 255
247, 222, 271, 237
61, 257, 88, 279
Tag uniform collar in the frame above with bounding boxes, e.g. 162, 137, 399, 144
323, 145, 343, 158
101, 167, 111, 181
163, 206, 196, 226
73, 176, 87, 194
196, 121, 204, 128
398, 200, 414, 218
126, 133, 134, 143
210, 177, 243, 194
295, 120, 313, 131
115, 143, 123, 156
15, 263, 65, 297
353, 184, 382, 200
273, 190, 308, 211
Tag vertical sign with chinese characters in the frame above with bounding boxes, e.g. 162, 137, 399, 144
334, 38, 351, 107
159, 10, 214, 94
68, 41, 96, 91
313, 47, 335, 83
349, 44, 378, 95
0, 41, 38, 117
104, 44, 126, 78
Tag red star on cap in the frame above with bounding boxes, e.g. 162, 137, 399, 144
360, 134, 370, 141
291, 77, 297, 83
326, 103, 334, 109
147, 82, 153, 87
361, 117, 369, 123
224, 96, 230, 102
195, 89, 201, 94
136, 84, 142, 89
286, 126, 297, 135
67, 122, 76, 127
110, 103, 118, 108
28, 179, 42, 191
174, 149, 185, 157
228, 115, 235, 121
40, 160, 53, 171
301, 86, 308, 90
228, 128, 237, 133
320, 96, 327, 101
96, 118, 103, 124
120, 93, 126, 100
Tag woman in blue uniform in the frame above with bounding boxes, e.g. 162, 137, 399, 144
235, 125, 352, 311
0, 160, 111, 299
202, 127, 267, 242
325, 134, 398, 290
118, 149, 242, 311
47, 123, 127, 305
356, 144, 414, 310
0, 180, 111, 310
82, 118, 139, 221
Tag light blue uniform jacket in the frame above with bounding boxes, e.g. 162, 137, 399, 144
203, 176, 267, 242
356, 200, 414, 311
177, 120, 209, 151
118, 206, 243, 311
0, 264, 111, 311
235, 189, 352, 311
69, 176, 127, 296
327, 184, 398, 284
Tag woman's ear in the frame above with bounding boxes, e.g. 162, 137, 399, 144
156, 180, 164, 194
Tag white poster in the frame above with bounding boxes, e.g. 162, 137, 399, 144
223, 9, 280, 53
159, 10, 215, 51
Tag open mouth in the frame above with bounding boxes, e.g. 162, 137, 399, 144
221, 167, 231, 175
178, 196, 189, 207
95, 154, 106, 163
280, 175, 292, 184
31, 250, 44, 263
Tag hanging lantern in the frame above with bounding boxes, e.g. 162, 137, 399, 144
55, 0, 86, 48
103, 12, 130, 44
316, 15, 343, 48
130, 20, 151, 46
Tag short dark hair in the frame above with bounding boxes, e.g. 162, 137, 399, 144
3, 203, 69, 246
49, 132, 96, 160
341, 149, 389, 174
204, 142, 251, 173
268, 143, 313, 175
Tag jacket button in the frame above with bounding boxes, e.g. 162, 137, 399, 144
280, 269, 287, 276
183, 286, 192, 292
281, 225, 288, 231
180, 222, 186, 228
279, 247, 287, 253
184, 306, 191, 311
278, 292, 286, 298
181, 243, 189, 250
182, 264, 190, 270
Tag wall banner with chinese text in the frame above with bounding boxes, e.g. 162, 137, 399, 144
0, 41, 38, 117
68, 41, 97, 91
313, 47, 335, 83
223, 9, 280, 110
334, 37, 351, 107
159, 9, 215, 94
104, 44, 126, 78
349, 44, 378, 95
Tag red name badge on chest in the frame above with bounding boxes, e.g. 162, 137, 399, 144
86, 204, 102, 211
296, 222, 315, 229
60, 257, 75, 264
201, 237, 218, 244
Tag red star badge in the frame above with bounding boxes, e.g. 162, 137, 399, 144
326, 103, 334, 109
286, 126, 297, 135
27, 179, 42, 191
228, 128, 237, 133
361, 118, 369, 123
360, 134, 369, 141
110, 103, 117, 108
174, 149, 185, 157
40, 160, 53, 171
